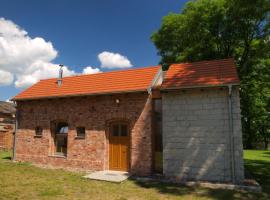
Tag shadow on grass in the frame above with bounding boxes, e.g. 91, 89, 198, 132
0, 151, 12, 160
245, 158, 270, 197
262, 151, 270, 158
2, 156, 12, 160
132, 180, 195, 196
131, 179, 259, 200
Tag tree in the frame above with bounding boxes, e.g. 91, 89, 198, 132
241, 59, 270, 149
151, 0, 270, 149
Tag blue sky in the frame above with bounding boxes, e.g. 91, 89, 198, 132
0, 0, 188, 101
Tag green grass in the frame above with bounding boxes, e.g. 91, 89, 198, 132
0, 150, 269, 200
244, 150, 270, 195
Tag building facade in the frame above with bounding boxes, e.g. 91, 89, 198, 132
15, 93, 153, 175
13, 59, 244, 183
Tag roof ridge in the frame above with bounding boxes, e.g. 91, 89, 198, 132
40, 65, 160, 82
170, 58, 234, 66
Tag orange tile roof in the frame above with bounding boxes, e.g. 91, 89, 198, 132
162, 58, 240, 89
13, 66, 160, 100
13, 58, 240, 101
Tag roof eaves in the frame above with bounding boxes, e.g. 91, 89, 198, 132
12, 88, 149, 101
161, 83, 240, 91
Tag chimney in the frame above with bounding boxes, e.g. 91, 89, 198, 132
57, 64, 64, 86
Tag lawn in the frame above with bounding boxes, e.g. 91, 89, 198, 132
244, 150, 270, 196
0, 150, 269, 200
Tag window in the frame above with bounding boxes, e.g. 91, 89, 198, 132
35, 126, 43, 136
76, 127, 85, 138
111, 123, 128, 137
55, 122, 68, 156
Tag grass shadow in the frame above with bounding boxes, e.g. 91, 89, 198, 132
0, 151, 12, 161
132, 179, 195, 196
2, 156, 12, 160
262, 151, 270, 158
244, 159, 270, 196
131, 179, 261, 200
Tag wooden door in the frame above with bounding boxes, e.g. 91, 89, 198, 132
109, 123, 129, 171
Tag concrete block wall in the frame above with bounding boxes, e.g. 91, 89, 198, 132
162, 87, 244, 183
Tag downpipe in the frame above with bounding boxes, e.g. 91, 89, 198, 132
12, 104, 18, 161
228, 85, 236, 183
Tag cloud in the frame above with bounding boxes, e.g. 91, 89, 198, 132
15, 61, 76, 88
82, 66, 101, 74
0, 18, 75, 88
0, 18, 132, 89
0, 70, 13, 85
98, 51, 132, 69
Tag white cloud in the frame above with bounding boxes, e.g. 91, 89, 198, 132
0, 18, 133, 89
98, 51, 132, 69
0, 70, 13, 86
0, 17, 76, 88
82, 66, 101, 74
15, 61, 76, 88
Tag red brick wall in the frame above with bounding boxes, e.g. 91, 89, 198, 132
15, 92, 153, 175
0, 127, 14, 150
0, 113, 14, 150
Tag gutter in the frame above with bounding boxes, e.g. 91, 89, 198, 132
160, 83, 240, 91
228, 84, 236, 183
12, 89, 149, 101
12, 104, 18, 161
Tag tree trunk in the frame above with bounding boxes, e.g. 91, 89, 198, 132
264, 140, 268, 150
246, 117, 254, 149
264, 138, 268, 150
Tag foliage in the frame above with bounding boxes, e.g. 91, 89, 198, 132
151, 0, 270, 148
241, 59, 270, 149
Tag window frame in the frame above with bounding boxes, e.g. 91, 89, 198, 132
75, 127, 86, 139
35, 126, 43, 137
54, 122, 68, 157
110, 122, 128, 137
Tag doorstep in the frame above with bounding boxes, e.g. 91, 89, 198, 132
83, 170, 130, 183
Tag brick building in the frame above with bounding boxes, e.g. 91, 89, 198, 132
12, 58, 244, 183
0, 101, 16, 150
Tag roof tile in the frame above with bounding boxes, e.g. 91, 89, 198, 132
13, 66, 160, 100
162, 58, 239, 89
13, 58, 240, 101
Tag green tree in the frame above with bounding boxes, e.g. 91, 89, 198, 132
151, 0, 270, 149
241, 59, 270, 149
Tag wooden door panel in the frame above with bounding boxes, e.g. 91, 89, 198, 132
109, 124, 129, 171
121, 142, 128, 170
110, 142, 120, 169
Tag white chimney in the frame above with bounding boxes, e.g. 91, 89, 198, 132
57, 64, 64, 86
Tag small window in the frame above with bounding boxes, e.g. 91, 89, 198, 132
76, 127, 85, 138
35, 126, 43, 136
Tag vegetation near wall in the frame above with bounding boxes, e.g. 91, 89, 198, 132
151, 0, 270, 149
